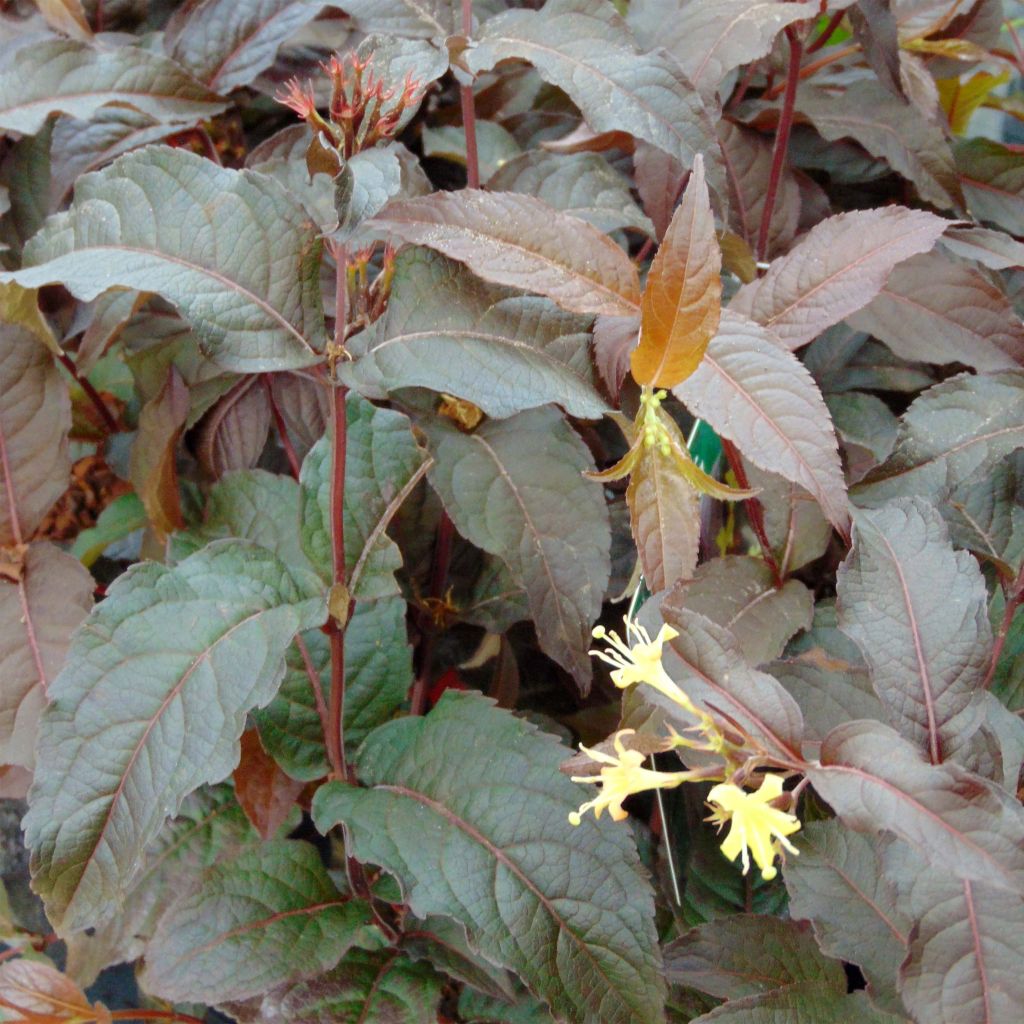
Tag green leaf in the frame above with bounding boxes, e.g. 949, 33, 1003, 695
254, 596, 412, 780
0, 147, 326, 373
0, 38, 226, 134
313, 691, 665, 1024
400, 915, 514, 1002
956, 139, 1024, 236
23, 541, 327, 932
0, 543, 93, 770
0, 312, 71, 546
883, 841, 1024, 1024
140, 840, 378, 1003
459, 989, 555, 1024
673, 311, 850, 537
487, 150, 653, 237
64, 784, 263, 986
806, 720, 1024, 895
669, 556, 813, 667
824, 392, 897, 467
300, 395, 430, 596
71, 492, 147, 568
425, 122, 523, 182
942, 452, 1024, 572
0, 124, 51, 258
172, 469, 313, 572
164, 0, 331, 92
424, 407, 610, 690
245, 947, 443, 1023
342, 248, 607, 419
370, 189, 641, 317
467, 0, 726, 204
837, 498, 991, 764
847, 251, 1024, 371
783, 821, 909, 1012
853, 372, 1024, 509
729, 207, 949, 351
664, 914, 846, 1001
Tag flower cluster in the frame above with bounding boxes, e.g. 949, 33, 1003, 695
277, 52, 425, 160
570, 612, 802, 881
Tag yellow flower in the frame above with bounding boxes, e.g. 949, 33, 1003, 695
590, 617, 692, 706
569, 730, 696, 825
706, 774, 800, 880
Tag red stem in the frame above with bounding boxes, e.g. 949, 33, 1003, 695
804, 9, 845, 55
261, 375, 302, 479
58, 352, 119, 434
983, 563, 1024, 689
721, 439, 783, 588
327, 252, 350, 782
757, 26, 803, 264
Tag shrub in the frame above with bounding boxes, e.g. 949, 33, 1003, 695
0, 1, 1022, 1022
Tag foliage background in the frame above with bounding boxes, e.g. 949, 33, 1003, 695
0, 0, 1023, 1022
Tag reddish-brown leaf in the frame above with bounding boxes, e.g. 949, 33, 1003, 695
370, 190, 641, 317
592, 315, 639, 402
674, 311, 850, 535
718, 120, 800, 259
0, 959, 111, 1022
233, 729, 305, 841
0, 542, 92, 770
627, 445, 700, 594
632, 156, 721, 388
730, 207, 949, 351
196, 376, 272, 480
848, 250, 1024, 371
34, 0, 92, 40
0, 317, 71, 547
128, 366, 189, 540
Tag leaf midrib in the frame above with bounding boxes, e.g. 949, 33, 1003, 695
871, 525, 943, 764
62, 604, 274, 915
379, 197, 639, 314
30, 243, 317, 355
379, 782, 639, 1018
689, 339, 847, 530
811, 762, 1019, 891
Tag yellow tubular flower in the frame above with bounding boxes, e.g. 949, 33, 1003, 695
590, 617, 695, 710
569, 731, 697, 825
706, 774, 801, 880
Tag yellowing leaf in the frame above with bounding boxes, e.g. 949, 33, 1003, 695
34, 0, 92, 41
937, 71, 1010, 135
0, 958, 111, 1022
627, 444, 700, 593
631, 155, 721, 388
